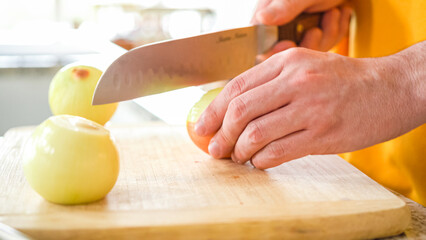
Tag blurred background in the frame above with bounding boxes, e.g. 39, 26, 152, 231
0, 0, 259, 135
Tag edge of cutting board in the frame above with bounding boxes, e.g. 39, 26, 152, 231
2, 198, 410, 240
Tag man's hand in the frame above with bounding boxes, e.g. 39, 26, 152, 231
252, 0, 352, 61
194, 45, 426, 169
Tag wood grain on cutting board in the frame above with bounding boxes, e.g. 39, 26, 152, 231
0, 123, 410, 240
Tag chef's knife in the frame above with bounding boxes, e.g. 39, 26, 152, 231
92, 13, 322, 105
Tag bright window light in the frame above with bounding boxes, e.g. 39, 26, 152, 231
164, 10, 202, 39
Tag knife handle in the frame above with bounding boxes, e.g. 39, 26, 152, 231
277, 13, 323, 44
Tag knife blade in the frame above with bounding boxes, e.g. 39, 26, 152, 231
92, 13, 322, 105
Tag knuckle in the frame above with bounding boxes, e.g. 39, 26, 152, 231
282, 48, 313, 64
265, 142, 286, 160
268, 52, 286, 67
207, 106, 220, 123
284, 47, 305, 59
219, 128, 233, 145
233, 145, 249, 162
228, 97, 248, 124
246, 121, 265, 145
202, 105, 218, 124
199, 106, 223, 134
228, 75, 246, 98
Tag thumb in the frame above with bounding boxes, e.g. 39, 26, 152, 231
256, 0, 311, 25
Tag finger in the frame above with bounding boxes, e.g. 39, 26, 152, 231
209, 70, 297, 159
251, 0, 273, 24
256, 0, 310, 25
195, 54, 285, 137
299, 27, 323, 50
251, 129, 314, 169
256, 40, 297, 62
232, 102, 305, 164
319, 8, 341, 51
336, 6, 353, 43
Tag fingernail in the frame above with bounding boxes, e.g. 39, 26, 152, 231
250, 159, 256, 168
194, 118, 206, 136
208, 141, 221, 159
231, 152, 240, 164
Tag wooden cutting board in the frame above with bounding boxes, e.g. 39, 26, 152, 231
0, 123, 410, 240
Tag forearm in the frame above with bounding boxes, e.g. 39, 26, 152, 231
398, 40, 426, 121
378, 41, 426, 131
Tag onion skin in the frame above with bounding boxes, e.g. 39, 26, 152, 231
23, 115, 119, 205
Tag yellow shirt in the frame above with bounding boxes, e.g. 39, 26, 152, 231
340, 0, 426, 206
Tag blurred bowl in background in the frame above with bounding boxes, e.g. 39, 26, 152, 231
92, 3, 215, 50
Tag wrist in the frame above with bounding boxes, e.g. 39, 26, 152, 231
379, 41, 426, 129
395, 41, 426, 123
